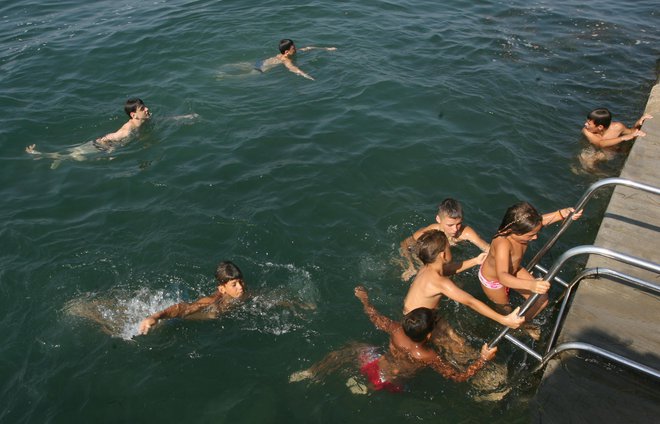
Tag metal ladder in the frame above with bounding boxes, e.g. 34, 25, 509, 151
486, 177, 660, 379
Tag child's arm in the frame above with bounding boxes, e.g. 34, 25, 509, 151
282, 59, 314, 80
492, 239, 550, 294
442, 252, 487, 275
581, 127, 645, 149
138, 296, 216, 335
460, 226, 490, 252
542, 207, 583, 226
354, 286, 397, 334
299, 46, 337, 52
435, 277, 524, 328
628, 114, 653, 132
427, 344, 496, 382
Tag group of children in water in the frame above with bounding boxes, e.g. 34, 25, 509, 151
135, 197, 581, 394
26, 39, 653, 395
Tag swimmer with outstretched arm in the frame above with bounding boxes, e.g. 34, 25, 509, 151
256, 39, 336, 80
289, 286, 497, 393
25, 98, 151, 161
138, 261, 245, 335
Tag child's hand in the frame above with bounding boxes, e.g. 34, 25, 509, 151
560, 207, 583, 221
636, 114, 653, 128
138, 317, 156, 335
624, 129, 646, 141
503, 306, 525, 329
354, 286, 368, 301
476, 252, 488, 264
479, 343, 497, 361
531, 279, 550, 294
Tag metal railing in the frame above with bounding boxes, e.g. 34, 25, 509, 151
478, 177, 660, 378
526, 177, 660, 272
487, 245, 660, 379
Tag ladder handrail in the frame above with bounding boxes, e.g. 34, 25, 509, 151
545, 267, 660, 356
489, 245, 660, 348
526, 177, 660, 272
536, 342, 660, 380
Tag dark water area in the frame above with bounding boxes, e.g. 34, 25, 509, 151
1, 0, 658, 422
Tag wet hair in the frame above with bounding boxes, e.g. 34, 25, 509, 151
438, 198, 463, 219
495, 202, 543, 237
416, 230, 448, 265
587, 108, 612, 129
124, 98, 146, 117
215, 261, 243, 285
279, 39, 295, 54
402, 307, 435, 342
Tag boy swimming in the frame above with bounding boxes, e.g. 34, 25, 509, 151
255, 39, 336, 80
289, 286, 497, 393
138, 261, 245, 335
400, 198, 490, 280
25, 98, 151, 167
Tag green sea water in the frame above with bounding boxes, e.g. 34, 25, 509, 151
1, 0, 658, 422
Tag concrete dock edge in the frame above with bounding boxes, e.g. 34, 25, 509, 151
532, 80, 660, 422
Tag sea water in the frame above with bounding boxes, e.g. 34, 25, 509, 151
1, 0, 658, 422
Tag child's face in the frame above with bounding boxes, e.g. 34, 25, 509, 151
511, 224, 542, 245
584, 119, 603, 134
219, 279, 245, 298
436, 214, 462, 238
132, 104, 151, 120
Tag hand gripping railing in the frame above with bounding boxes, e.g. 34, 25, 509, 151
526, 177, 660, 273
489, 245, 660, 350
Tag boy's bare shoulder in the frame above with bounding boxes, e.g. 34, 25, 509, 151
413, 222, 442, 239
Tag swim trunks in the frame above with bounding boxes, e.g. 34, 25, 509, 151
358, 349, 403, 393
92, 138, 114, 152
479, 263, 504, 290
253, 59, 265, 73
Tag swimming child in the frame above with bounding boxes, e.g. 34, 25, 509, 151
478, 202, 582, 330
579, 108, 652, 171
255, 39, 336, 80
289, 286, 497, 393
25, 98, 152, 167
138, 261, 245, 335
401, 198, 490, 280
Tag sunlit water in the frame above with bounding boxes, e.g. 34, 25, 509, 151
1, 0, 658, 422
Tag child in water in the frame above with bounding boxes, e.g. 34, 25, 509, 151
289, 286, 497, 393
478, 202, 581, 334
400, 198, 489, 281
138, 261, 245, 335
256, 39, 336, 80
579, 107, 652, 171
26, 98, 152, 165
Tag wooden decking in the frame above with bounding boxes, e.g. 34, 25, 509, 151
532, 83, 660, 422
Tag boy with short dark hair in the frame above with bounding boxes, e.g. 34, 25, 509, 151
256, 38, 336, 80
138, 260, 245, 335
289, 286, 497, 393
25, 98, 152, 165
579, 107, 652, 170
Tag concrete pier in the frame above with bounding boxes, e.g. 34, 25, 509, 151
532, 82, 660, 422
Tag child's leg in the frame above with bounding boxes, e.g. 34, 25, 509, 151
289, 342, 370, 383
515, 268, 549, 319
482, 285, 511, 312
